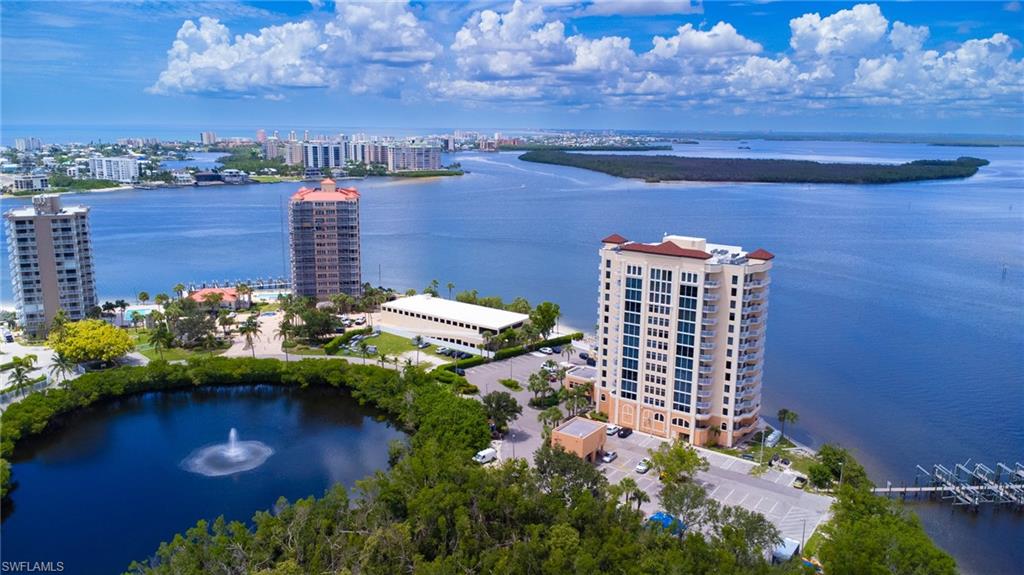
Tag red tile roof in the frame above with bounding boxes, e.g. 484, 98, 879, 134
291, 185, 360, 202
601, 233, 628, 244
620, 241, 712, 260
189, 287, 238, 303
746, 248, 775, 260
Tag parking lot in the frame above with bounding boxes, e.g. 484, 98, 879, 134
465, 353, 833, 544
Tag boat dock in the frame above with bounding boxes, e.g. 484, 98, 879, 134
876, 462, 1024, 510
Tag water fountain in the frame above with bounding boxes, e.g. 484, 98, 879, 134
182, 428, 274, 477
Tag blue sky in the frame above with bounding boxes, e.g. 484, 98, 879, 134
2, 1, 1023, 138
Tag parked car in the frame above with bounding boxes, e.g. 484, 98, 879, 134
601, 451, 618, 463
741, 453, 755, 461
454, 368, 466, 376
354, 317, 366, 325
366, 345, 378, 354
606, 425, 622, 436
417, 341, 430, 349
793, 476, 808, 489
634, 458, 651, 474
436, 347, 450, 355
456, 351, 471, 359
472, 448, 497, 464
647, 512, 685, 535
551, 346, 562, 354
539, 347, 554, 355
617, 427, 634, 438
579, 352, 590, 360
586, 358, 597, 366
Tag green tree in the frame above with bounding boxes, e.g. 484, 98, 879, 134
154, 293, 170, 308
48, 352, 77, 389
528, 371, 552, 399
647, 440, 709, 484
217, 309, 235, 336
238, 317, 262, 358
173, 283, 186, 299
538, 405, 564, 436
506, 296, 531, 314
660, 481, 718, 534
115, 299, 130, 326
481, 390, 522, 433
47, 320, 133, 364
138, 291, 150, 305
529, 301, 561, 338
709, 504, 781, 567
777, 408, 799, 443
149, 325, 174, 360
446, 281, 455, 299
274, 322, 291, 361
819, 485, 956, 575
7, 354, 38, 392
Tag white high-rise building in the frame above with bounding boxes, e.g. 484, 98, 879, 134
302, 142, 346, 170
200, 131, 218, 145
595, 233, 774, 447
4, 195, 97, 336
88, 157, 139, 183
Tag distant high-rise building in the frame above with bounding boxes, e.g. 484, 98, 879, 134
283, 142, 304, 166
386, 144, 442, 172
289, 179, 361, 299
303, 129, 310, 142
595, 234, 774, 448
4, 195, 97, 336
256, 129, 267, 143
14, 137, 42, 152
200, 131, 218, 145
88, 156, 139, 183
302, 142, 346, 170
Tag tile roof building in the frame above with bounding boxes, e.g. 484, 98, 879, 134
288, 179, 362, 299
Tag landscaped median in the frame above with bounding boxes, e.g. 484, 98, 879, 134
0, 357, 491, 499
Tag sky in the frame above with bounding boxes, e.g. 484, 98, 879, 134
2, 1, 1023, 138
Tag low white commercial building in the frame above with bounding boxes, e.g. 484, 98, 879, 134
12, 174, 49, 192
380, 294, 528, 351
88, 156, 138, 183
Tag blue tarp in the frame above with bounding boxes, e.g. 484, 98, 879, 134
647, 512, 686, 535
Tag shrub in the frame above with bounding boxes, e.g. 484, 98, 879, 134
586, 410, 609, 422
324, 327, 372, 355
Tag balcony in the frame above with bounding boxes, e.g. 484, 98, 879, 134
740, 317, 761, 327
738, 375, 760, 385
701, 316, 717, 326
738, 385, 760, 399
704, 304, 718, 313
695, 401, 712, 410
703, 330, 717, 338
698, 365, 714, 375
694, 411, 712, 421
740, 329, 762, 338
696, 388, 712, 399
699, 354, 714, 362
738, 365, 760, 376
747, 278, 771, 288
704, 280, 720, 288
703, 293, 719, 302
700, 341, 715, 350
739, 341, 761, 352
697, 377, 712, 386
740, 352, 760, 362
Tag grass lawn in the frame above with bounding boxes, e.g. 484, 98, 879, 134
130, 329, 229, 361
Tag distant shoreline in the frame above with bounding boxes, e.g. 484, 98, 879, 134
518, 150, 990, 185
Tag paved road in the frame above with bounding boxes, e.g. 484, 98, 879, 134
464, 355, 833, 545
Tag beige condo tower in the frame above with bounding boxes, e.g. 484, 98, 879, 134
595, 233, 774, 448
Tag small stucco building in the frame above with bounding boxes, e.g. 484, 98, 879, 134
188, 287, 250, 311
550, 417, 607, 463
380, 294, 528, 352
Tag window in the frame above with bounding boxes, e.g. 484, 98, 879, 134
654, 413, 665, 422
732, 275, 738, 285
722, 408, 729, 416
721, 422, 728, 430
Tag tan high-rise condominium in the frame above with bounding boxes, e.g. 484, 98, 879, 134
595, 234, 774, 447
4, 195, 97, 336
288, 179, 361, 299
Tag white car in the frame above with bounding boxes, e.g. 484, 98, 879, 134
634, 458, 652, 474
606, 425, 621, 436
539, 347, 554, 355
601, 451, 618, 463
472, 448, 497, 464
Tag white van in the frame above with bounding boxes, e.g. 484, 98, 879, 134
472, 448, 497, 464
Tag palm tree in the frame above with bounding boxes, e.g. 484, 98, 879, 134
203, 292, 224, 313
235, 283, 253, 306
9, 354, 38, 392
149, 325, 174, 360
777, 408, 799, 444
527, 372, 551, 400
129, 310, 144, 330
217, 310, 235, 336
49, 309, 70, 342
154, 293, 170, 308
357, 341, 370, 364
631, 486, 651, 511
49, 353, 77, 389
275, 322, 291, 361
378, 352, 389, 368
201, 333, 219, 357
101, 301, 117, 317
446, 281, 455, 299
115, 299, 129, 326
238, 317, 262, 358
138, 291, 150, 305
562, 344, 575, 363
538, 406, 564, 437
412, 335, 423, 365
173, 283, 186, 299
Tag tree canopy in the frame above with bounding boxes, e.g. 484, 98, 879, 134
46, 319, 133, 363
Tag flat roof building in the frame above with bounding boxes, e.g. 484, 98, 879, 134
596, 233, 773, 448
289, 179, 361, 299
4, 195, 97, 336
380, 294, 528, 351
551, 417, 607, 463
